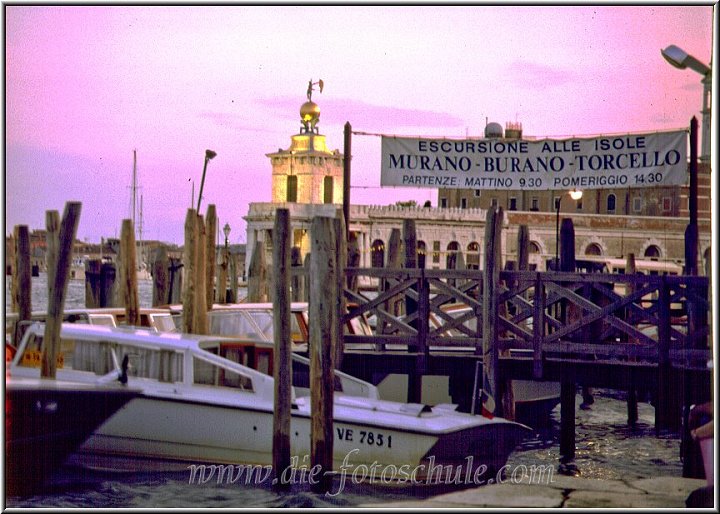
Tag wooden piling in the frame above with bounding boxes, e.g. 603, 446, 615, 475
517, 225, 529, 296
517, 225, 529, 273
559, 381, 576, 465
403, 219, 418, 316
385, 228, 402, 318
182, 209, 198, 333
85, 259, 102, 308
6, 233, 15, 276
346, 232, 360, 292
290, 246, 303, 302
272, 209, 292, 489
100, 262, 117, 307
119, 219, 140, 327
335, 212, 347, 371
12, 225, 32, 346
86, 258, 116, 308
205, 205, 217, 309
558, 217, 576, 465
309, 216, 336, 494
625, 253, 638, 427
152, 246, 169, 307
247, 242, 267, 302
403, 219, 423, 404
481, 206, 503, 416
41, 202, 81, 378
655, 278, 673, 432
195, 213, 208, 334
168, 257, 183, 305
228, 251, 238, 303
216, 245, 228, 304
303, 253, 311, 303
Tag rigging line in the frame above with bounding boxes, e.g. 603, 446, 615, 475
351, 127, 689, 139
351, 130, 458, 139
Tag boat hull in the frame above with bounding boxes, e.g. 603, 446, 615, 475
71, 396, 527, 484
5, 378, 138, 496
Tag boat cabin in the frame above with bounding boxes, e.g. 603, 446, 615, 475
10, 323, 378, 400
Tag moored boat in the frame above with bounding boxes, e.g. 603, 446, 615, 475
204, 302, 559, 426
8, 323, 530, 484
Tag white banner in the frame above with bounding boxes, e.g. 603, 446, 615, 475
381, 130, 687, 190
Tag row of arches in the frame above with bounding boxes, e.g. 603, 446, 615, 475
369, 239, 665, 270
370, 240, 483, 270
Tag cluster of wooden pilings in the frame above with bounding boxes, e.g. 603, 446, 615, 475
8, 202, 82, 376
8, 203, 241, 343
84, 205, 239, 313
268, 208, 347, 492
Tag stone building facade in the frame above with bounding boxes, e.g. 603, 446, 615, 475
245, 103, 712, 278
438, 122, 712, 223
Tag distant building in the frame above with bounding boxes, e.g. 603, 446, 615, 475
244, 95, 711, 277
437, 121, 711, 222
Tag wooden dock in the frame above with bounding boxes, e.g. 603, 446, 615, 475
284, 211, 712, 468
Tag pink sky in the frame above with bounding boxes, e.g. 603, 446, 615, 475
4, 5, 715, 246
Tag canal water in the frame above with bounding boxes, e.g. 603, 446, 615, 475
5, 274, 685, 507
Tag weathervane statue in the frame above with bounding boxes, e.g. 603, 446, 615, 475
301, 78, 324, 133
307, 78, 323, 101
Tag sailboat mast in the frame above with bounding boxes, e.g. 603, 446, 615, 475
132, 149, 137, 231
139, 194, 144, 263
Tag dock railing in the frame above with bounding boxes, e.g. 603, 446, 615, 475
339, 267, 711, 372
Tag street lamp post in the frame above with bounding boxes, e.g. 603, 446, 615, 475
222, 223, 231, 303
555, 189, 583, 269
223, 223, 231, 249
196, 149, 217, 213
661, 45, 712, 162
662, 44, 711, 275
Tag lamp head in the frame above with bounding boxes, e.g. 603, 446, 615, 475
206, 149, 217, 160
662, 45, 689, 69
223, 222, 231, 239
569, 189, 583, 201
662, 45, 711, 76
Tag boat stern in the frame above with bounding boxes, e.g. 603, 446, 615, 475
418, 420, 531, 485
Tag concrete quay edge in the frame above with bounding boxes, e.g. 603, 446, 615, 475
358, 476, 712, 509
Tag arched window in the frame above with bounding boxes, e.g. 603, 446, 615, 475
323, 176, 333, 204
446, 241, 460, 270
585, 243, 602, 256
286, 175, 297, 203
644, 245, 661, 260
529, 242, 540, 254
371, 239, 385, 268
417, 241, 427, 269
466, 242, 480, 270
607, 194, 616, 213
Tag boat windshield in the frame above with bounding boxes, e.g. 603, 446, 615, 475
208, 309, 308, 345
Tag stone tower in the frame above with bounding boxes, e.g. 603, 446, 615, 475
266, 79, 344, 204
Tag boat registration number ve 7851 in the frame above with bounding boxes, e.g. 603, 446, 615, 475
336, 427, 393, 448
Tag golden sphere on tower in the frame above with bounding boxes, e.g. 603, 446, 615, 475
300, 101, 320, 123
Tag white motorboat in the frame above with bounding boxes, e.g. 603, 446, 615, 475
206, 302, 559, 425
9, 323, 530, 483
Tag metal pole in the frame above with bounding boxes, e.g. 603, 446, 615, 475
197, 157, 209, 213
686, 117, 698, 276
555, 198, 561, 269
343, 122, 352, 241
196, 150, 216, 213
